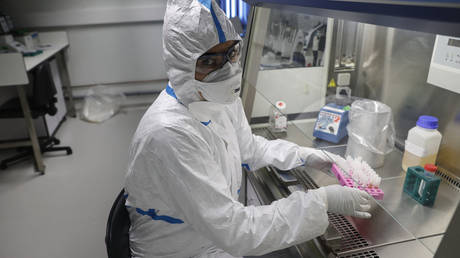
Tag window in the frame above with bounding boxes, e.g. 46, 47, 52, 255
217, 0, 250, 34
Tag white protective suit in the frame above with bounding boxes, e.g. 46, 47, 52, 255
124, 1, 370, 257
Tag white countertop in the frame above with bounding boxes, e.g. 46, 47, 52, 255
24, 31, 69, 72
0, 31, 69, 87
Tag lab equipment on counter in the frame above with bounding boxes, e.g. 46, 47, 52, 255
346, 100, 395, 168
269, 101, 287, 133
331, 157, 384, 200
270, 167, 298, 186
402, 115, 442, 172
0, 34, 41, 56
0, 15, 42, 56
313, 103, 349, 143
14, 31, 40, 51
403, 164, 441, 206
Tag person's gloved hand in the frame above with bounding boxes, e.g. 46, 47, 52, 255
299, 148, 343, 173
322, 184, 372, 219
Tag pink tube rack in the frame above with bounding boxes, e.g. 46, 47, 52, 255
331, 164, 384, 200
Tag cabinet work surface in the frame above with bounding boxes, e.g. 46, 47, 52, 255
247, 120, 459, 258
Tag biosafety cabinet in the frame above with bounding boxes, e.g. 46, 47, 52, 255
239, 1, 460, 257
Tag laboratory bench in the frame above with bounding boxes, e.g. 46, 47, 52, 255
245, 120, 459, 258
0, 31, 75, 173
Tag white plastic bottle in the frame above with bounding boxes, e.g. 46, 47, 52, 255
402, 116, 442, 172
269, 101, 287, 133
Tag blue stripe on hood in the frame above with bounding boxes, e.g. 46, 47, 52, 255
198, 0, 212, 9
210, 2, 226, 43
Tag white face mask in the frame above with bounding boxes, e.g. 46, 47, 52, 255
194, 62, 242, 104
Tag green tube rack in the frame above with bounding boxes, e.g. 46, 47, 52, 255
403, 166, 441, 206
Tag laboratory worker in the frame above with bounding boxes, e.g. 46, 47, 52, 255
124, 0, 372, 257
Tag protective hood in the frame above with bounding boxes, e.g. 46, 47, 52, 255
163, 0, 242, 106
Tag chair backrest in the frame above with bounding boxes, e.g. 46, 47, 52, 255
32, 61, 57, 115
0, 61, 58, 119
105, 189, 131, 258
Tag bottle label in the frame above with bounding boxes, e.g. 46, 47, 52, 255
315, 110, 341, 136
418, 180, 426, 197
275, 115, 287, 129
405, 141, 436, 157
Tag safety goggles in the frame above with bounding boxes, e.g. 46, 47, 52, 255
195, 41, 241, 75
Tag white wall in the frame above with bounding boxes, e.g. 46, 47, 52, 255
67, 23, 165, 86
2, 0, 168, 92
2, 0, 166, 27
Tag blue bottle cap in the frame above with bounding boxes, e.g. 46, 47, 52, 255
416, 115, 438, 129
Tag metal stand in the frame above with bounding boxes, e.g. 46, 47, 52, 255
16, 84, 45, 173
57, 48, 76, 117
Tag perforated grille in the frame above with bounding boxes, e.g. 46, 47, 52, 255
328, 213, 370, 252
338, 250, 380, 258
436, 167, 460, 192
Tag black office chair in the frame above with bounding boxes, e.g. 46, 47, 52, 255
0, 61, 72, 170
105, 189, 131, 258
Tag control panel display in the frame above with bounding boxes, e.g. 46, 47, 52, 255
427, 35, 460, 94
448, 38, 460, 48
431, 36, 460, 68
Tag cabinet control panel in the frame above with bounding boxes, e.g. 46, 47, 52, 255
427, 35, 460, 94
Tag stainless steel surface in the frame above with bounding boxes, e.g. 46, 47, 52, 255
321, 224, 343, 250
301, 166, 339, 188
354, 24, 460, 177
436, 167, 460, 192
338, 240, 433, 258
16, 84, 45, 173
245, 247, 303, 258
247, 161, 439, 258
250, 126, 454, 256
420, 235, 443, 254
337, 249, 380, 258
254, 161, 418, 253
256, 122, 460, 243
327, 212, 372, 253
340, 198, 415, 251
290, 120, 318, 144
377, 176, 460, 238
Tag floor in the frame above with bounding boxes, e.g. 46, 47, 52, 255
0, 107, 147, 258
0, 106, 308, 258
